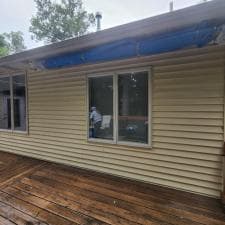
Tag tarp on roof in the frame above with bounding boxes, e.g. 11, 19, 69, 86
42, 20, 224, 69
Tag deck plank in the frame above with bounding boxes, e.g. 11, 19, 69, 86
0, 187, 108, 225
0, 200, 46, 225
0, 215, 17, 225
0, 190, 83, 225
47, 164, 222, 213
24, 172, 214, 225
0, 151, 224, 225
12, 178, 144, 225
33, 167, 225, 225
0, 151, 42, 186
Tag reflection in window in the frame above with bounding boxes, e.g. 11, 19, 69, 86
13, 75, 26, 131
0, 77, 11, 129
89, 76, 113, 140
118, 72, 148, 144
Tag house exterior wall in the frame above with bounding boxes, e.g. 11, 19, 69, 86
0, 45, 224, 198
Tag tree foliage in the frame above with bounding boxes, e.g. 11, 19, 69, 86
0, 31, 26, 57
30, 0, 95, 43
0, 34, 9, 57
4, 31, 26, 54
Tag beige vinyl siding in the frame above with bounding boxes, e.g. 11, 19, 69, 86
0, 45, 224, 197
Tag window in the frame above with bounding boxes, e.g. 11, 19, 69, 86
0, 75, 27, 132
0, 77, 11, 130
118, 72, 148, 144
13, 75, 27, 131
89, 76, 114, 140
88, 69, 151, 146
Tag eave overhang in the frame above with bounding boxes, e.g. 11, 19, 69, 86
0, 0, 225, 74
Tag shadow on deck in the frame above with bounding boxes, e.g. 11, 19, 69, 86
0, 151, 224, 225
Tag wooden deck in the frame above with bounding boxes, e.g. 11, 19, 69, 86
0, 152, 224, 225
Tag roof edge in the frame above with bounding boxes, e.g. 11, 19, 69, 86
0, 0, 225, 67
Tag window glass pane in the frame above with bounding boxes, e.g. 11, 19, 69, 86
89, 76, 113, 140
0, 77, 11, 130
13, 75, 26, 131
118, 71, 148, 144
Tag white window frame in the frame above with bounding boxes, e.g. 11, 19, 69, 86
87, 67, 152, 148
0, 73, 28, 134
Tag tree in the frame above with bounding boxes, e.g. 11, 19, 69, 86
0, 34, 9, 57
0, 31, 26, 57
3, 31, 26, 54
30, 0, 95, 43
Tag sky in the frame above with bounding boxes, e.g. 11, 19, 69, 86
0, 0, 209, 50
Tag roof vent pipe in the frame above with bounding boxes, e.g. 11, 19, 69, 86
169, 1, 174, 12
95, 12, 102, 31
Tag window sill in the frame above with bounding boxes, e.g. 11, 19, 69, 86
88, 138, 152, 149
88, 138, 116, 145
117, 141, 152, 149
0, 129, 29, 135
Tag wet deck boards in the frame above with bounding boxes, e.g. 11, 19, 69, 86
0, 151, 224, 225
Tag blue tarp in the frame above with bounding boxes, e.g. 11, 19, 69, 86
42, 20, 223, 69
